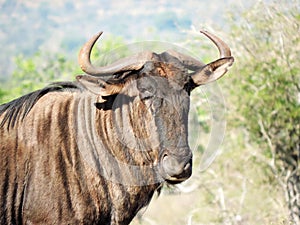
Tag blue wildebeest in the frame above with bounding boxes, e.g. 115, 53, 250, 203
0, 30, 234, 224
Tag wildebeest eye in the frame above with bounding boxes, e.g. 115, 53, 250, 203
151, 97, 163, 109
137, 77, 157, 100
139, 88, 155, 100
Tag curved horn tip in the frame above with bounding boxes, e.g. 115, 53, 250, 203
84, 31, 104, 48
89, 31, 104, 45
200, 29, 219, 36
199, 30, 232, 58
95, 31, 104, 38
200, 30, 208, 34
200, 30, 212, 37
78, 31, 105, 75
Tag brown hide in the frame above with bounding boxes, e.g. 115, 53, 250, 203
0, 30, 233, 224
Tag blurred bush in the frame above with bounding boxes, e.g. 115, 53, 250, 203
226, 0, 300, 223
0, 36, 126, 104
221, 0, 300, 223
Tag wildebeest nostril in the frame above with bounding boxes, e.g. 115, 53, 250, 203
184, 161, 191, 171
162, 153, 192, 179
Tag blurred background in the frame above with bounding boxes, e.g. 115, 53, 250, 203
1, 0, 299, 224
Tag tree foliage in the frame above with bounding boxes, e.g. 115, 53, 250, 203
227, 1, 300, 222
0, 36, 126, 104
0, 89, 6, 103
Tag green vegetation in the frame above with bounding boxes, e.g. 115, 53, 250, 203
0, 89, 5, 103
226, 1, 300, 223
1, 0, 299, 224
0, 52, 77, 103
0, 36, 126, 103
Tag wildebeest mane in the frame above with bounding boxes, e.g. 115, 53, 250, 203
0, 81, 82, 129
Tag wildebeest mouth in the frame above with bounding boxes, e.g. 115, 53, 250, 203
159, 150, 193, 184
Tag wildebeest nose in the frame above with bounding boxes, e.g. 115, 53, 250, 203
162, 152, 192, 181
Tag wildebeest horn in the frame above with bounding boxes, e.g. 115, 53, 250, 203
200, 30, 231, 58
190, 30, 234, 85
78, 32, 155, 76
78, 30, 233, 84
167, 30, 232, 70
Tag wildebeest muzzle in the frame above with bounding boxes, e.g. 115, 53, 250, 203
160, 147, 193, 184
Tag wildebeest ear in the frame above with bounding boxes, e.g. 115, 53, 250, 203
191, 57, 234, 85
76, 75, 124, 96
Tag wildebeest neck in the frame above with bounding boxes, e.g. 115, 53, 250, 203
74, 93, 163, 186
0, 82, 82, 130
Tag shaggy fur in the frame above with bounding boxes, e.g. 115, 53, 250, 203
0, 30, 233, 224
0, 63, 191, 224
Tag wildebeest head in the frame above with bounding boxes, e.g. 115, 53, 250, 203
76, 31, 234, 185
